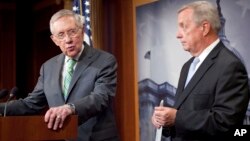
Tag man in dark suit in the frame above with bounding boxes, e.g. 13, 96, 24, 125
152, 1, 249, 140
0, 9, 119, 141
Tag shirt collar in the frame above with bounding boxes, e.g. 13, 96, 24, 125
197, 38, 220, 63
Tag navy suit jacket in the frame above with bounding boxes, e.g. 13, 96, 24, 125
163, 41, 249, 141
0, 44, 119, 141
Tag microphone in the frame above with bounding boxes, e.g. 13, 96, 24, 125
9, 87, 19, 99
3, 87, 19, 117
0, 89, 8, 99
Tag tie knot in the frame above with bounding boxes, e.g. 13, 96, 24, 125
185, 57, 200, 87
67, 59, 76, 70
191, 57, 200, 71
192, 57, 200, 65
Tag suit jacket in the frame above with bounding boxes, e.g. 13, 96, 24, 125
163, 42, 249, 141
0, 44, 119, 141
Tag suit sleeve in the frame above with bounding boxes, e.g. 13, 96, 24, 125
0, 64, 48, 116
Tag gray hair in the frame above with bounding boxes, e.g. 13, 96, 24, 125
50, 9, 85, 34
178, 1, 221, 33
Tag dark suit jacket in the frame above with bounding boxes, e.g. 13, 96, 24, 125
0, 45, 119, 141
163, 42, 250, 141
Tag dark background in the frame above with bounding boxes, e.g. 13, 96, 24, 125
0, 0, 140, 140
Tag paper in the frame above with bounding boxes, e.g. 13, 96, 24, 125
155, 100, 164, 141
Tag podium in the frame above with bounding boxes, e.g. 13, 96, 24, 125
0, 115, 78, 141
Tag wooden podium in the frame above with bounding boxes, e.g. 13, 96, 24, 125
0, 115, 78, 141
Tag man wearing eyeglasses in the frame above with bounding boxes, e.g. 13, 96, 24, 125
0, 9, 120, 141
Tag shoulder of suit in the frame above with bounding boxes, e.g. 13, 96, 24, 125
43, 53, 63, 66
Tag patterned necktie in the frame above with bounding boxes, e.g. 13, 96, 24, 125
185, 57, 200, 87
63, 59, 76, 99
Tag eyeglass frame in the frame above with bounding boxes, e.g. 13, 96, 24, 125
53, 27, 82, 40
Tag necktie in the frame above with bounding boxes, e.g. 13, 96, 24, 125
185, 57, 200, 87
63, 59, 76, 99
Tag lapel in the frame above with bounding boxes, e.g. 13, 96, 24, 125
53, 54, 66, 102
65, 44, 96, 101
173, 57, 194, 103
174, 42, 224, 109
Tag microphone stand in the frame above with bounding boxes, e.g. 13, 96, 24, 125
3, 95, 14, 117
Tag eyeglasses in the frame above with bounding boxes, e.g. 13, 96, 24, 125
54, 27, 81, 40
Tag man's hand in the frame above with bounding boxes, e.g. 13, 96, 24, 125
152, 106, 177, 128
44, 104, 74, 130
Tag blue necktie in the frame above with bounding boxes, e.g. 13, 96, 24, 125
185, 57, 200, 87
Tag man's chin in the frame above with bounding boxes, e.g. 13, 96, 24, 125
65, 52, 76, 58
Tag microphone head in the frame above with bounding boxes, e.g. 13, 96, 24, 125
10, 87, 19, 98
0, 89, 8, 99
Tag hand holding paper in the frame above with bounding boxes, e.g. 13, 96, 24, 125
155, 100, 164, 141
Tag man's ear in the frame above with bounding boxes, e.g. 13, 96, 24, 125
201, 21, 210, 36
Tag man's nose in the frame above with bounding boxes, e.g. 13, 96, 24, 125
64, 34, 73, 42
176, 30, 182, 39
